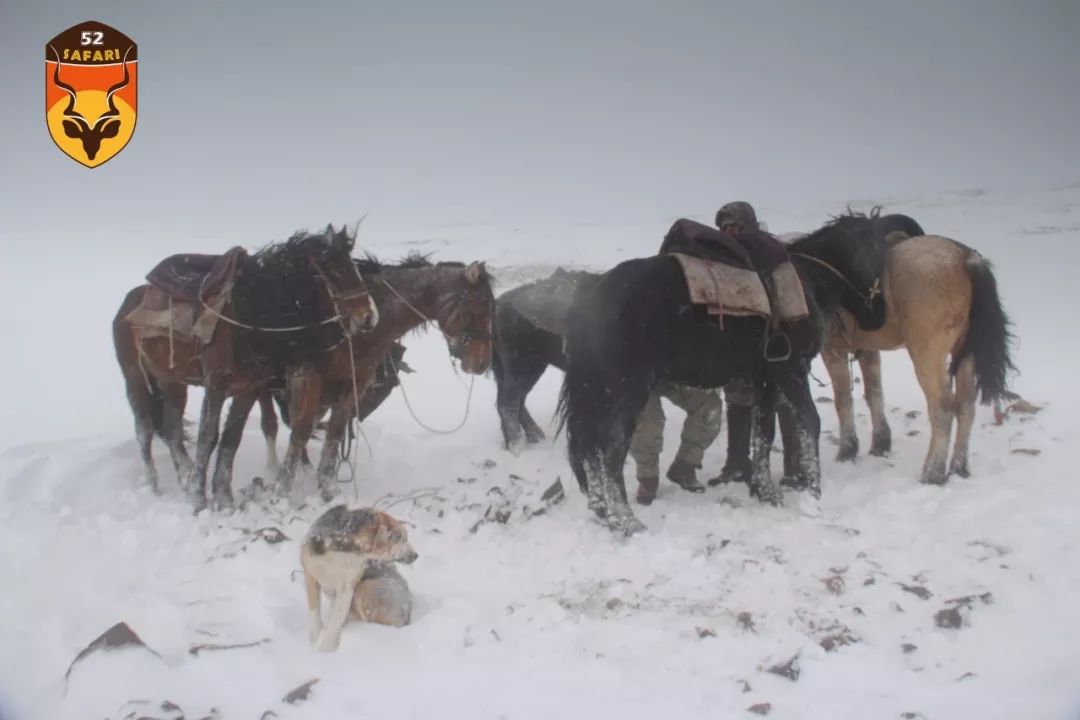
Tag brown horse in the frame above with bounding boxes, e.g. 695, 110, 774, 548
112, 224, 379, 512
816, 230, 1016, 484
210, 252, 496, 503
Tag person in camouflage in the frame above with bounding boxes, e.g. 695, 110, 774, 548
630, 200, 779, 502
707, 200, 768, 487
629, 380, 723, 505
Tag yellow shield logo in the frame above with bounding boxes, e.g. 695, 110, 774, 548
45, 21, 138, 168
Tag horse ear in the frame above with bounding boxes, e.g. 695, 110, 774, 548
465, 261, 483, 284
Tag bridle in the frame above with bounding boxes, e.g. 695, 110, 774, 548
789, 252, 881, 309
379, 276, 493, 353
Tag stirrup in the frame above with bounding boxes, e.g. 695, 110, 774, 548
763, 332, 792, 362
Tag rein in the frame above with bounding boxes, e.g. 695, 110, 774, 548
790, 251, 881, 308
376, 275, 478, 435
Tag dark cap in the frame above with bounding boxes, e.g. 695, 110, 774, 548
715, 201, 759, 231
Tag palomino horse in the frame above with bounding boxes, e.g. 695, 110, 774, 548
555, 214, 891, 535
112, 224, 379, 512
208, 253, 496, 503
815, 229, 1016, 484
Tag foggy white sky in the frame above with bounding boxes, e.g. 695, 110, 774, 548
2, 0, 1078, 248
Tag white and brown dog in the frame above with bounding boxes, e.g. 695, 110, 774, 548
301, 505, 418, 652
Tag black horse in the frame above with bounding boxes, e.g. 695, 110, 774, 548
493, 268, 599, 451
556, 211, 910, 535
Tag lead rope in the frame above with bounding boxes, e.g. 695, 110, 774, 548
339, 330, 374, 501
378, 276, 477, 435
789, 252, 880, 306
196, 272, 361, 333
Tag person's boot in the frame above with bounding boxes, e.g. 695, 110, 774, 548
666, 459, 705, 493
708, 403, 752, 486
636, 476, 659, 505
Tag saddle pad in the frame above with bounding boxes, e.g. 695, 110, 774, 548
672, 254, 810, 322
672, 253, 769, 318
125, 285, 227, 344
770, 260, 810, 322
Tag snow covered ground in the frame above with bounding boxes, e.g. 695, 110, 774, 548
2, 184, 1079, 720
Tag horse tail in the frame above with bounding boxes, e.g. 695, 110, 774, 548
951, 253, 1016, 404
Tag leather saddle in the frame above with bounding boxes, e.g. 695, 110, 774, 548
145, 246, 248, 303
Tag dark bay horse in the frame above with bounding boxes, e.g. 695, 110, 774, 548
112, 225, 379, 512
555, 215, 892, 535
208, 253, 496, 503
257, 341, 410, 470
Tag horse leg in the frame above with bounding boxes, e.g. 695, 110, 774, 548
748, 379, 783, 506
909, 343, 955, 485
276, 365, 323, 495
160, 380, 194, 482
496, 374, 527, 452
258, 391, 280, 470
777, 395, 802, 487
858, 351, 892, 456
209, 392, 257, 511
948, 355, 977, 478
596, 398, 648, 536
187, 386, 225, 513
774, 367, 822, 498
314, 392, 359, 503
116, 353, 163, 491
497, 353, 547, 452
565, 371, 649, 533
822, 346, 858, 461
520, 404, 547, 445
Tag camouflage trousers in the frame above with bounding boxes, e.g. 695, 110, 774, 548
629, 382, 723, 479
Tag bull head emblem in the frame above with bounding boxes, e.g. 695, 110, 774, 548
49, 45, 132, 161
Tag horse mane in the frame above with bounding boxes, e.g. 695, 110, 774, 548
232, 228, 349, 363
355, 251, 495, 286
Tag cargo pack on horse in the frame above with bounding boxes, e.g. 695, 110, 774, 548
112, 224, 379, 512
207, 253, 497, 503
555, 213, 892, 535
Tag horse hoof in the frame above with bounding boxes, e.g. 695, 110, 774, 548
949, 458, 971, 478
798, 493, 822, 517
920, 469, 948, 486
319, 486, 340, 504
780, 474, 809, 491
750, 482, 784, 508
835, 440, 859, 463
211, 494, 235, 513
869, 431, 891, 457
611, 515, 647, 537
